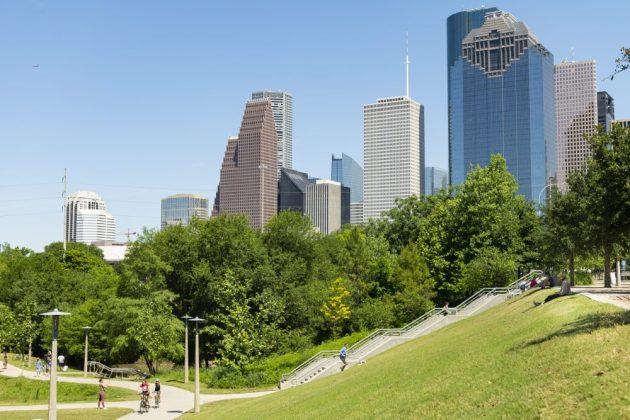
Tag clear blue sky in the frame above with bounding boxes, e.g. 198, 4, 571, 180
1, 0, 629, 251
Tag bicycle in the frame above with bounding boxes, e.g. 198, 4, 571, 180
139, 392, 150, 414
154, 391, 161, 408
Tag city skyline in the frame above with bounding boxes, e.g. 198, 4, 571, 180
2, 1, 629, 250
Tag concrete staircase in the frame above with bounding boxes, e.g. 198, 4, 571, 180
279, 271, 541, 390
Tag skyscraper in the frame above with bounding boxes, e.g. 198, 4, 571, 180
64, 191, 116, 245
450, 11, 556, 203
278, 168, 313, 214
597, 91, 615, 133
447, 7, 498, 182
555, 60, 598, 191
212, 99, 278, 229
251, 91, 293, 175
424, 167, 449, 196
161, 194, 209, 229
331, 153, 364, 203
363, 96, 424, 222
305, 179, 341, 234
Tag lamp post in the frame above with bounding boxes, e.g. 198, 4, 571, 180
82, 326, 91, 377
538, 182, 557, 208
41, 309, 71, 420
181, 315, 192, 384
190, 316, 205, 413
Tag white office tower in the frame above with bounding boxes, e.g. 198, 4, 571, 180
363, 96, 424, 222
555, 60, 598, 191
305, 179, 341, 234
64, 191, 116, 245
251, 91, 293, 175
350, 201, 364, 225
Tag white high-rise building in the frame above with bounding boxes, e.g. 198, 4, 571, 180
64, 191, 116, 245
555, 60, 598, 191
251, 91, 293, 175
363, 96, 424, 222
305, 179, 341, 235
350, 201, 364, 225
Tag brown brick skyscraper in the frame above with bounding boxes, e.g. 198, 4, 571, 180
213, 100, 278, 229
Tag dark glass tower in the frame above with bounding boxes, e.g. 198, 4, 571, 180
278, 168, 313, 214
449, 11, 556, 203
447, 7, 498, 182
597, 91, 615, 133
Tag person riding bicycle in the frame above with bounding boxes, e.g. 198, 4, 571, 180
154, 379, 161, 404
139, 378, 150, 399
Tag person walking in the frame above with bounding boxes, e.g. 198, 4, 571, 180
98, 378, 106, 409
339, 343, 348, 371
35, 358, 43, 377
57, 353, 65, 369
2, 350, 7, 369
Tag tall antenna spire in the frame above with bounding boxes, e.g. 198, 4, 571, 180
405, 31, 410, 98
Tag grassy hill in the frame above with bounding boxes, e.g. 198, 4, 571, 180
183, 289, 630, 419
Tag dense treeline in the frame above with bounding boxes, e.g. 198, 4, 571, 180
1, 125, 629, 377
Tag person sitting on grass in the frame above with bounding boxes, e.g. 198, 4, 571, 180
534, 276, 571, 306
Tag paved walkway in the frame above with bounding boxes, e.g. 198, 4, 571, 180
0, 363, 274, 419
573, 285, 630, 311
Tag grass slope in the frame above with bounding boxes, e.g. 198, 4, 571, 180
0, 377, 136, 405
183, 290, 630, 419
0, 408, 132, 419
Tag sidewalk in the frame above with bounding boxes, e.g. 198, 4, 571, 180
0, 362, 274, 419
573, 280, 630, 311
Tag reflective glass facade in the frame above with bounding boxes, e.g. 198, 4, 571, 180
447, 7, 498, 180
331, 153, 364, 203
450, 11, 556, 204
424, 167, 449, 196
161, 194, 208, 229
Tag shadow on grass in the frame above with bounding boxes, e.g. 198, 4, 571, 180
515, 310, 630, 349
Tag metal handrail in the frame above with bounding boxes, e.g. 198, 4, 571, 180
507, 270, 543, 290
280, 270, 540, 386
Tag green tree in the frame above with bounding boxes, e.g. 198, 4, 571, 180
610, 46, 630, 79
103, 291, 183, 374
207, 270, 285, 369
459, 247, 518, 295
542, 187, 590, 285
13, 300, 39, 365
0, 303, 17, 351
391, 243, 436, 323
567, 125, 630, 287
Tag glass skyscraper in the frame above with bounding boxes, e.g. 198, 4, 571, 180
447, 7, 497, 182
331, 153, 363, 203
449, 10, 556, 204
424, 167, 449, 196
161, 194, 208, 229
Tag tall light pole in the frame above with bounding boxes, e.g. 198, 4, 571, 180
41, 309, 71, 420
190, 316, 205, 413
181, 315, 192, 384
258, 164, 268, 229
538, 182, 557, 208
82, 326, 91, 377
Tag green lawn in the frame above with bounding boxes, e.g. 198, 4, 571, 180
182, 290, 630, 419
0, 377, 136, 406
0, 408, 132, 419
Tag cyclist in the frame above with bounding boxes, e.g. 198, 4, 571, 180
153, 378, 161, 407
139, 378, 150, 411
